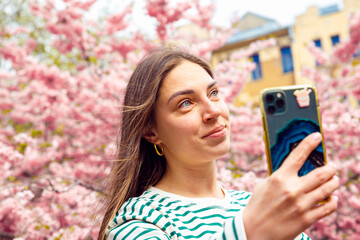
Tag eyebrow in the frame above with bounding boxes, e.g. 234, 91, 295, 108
167, 81, 218, 103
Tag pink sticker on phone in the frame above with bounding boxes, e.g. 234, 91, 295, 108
293, 88, 312, 108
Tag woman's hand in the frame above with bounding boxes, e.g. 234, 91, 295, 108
243, 132, 339, 240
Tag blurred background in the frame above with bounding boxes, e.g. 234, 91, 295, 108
0, 0, 359, 239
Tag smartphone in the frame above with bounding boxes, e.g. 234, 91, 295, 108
260, 85, 327, 176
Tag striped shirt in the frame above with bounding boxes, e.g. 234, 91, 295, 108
106, 187, 311, 240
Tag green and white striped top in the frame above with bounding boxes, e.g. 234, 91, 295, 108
106, 187, 311, 240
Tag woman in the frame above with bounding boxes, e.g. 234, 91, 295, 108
98, 47, 339, 240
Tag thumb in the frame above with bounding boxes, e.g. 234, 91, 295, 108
279, 132, 323, 175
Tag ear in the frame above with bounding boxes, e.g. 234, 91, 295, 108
142, 125, 161, 145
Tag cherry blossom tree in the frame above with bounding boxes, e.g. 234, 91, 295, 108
0, 0, 359, 239
301, 11, 360, 239
0, 0, 238, 238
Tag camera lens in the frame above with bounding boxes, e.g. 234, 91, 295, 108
267, 105, 276, 115
266, 94, 274, 103
276, 99, 285, 108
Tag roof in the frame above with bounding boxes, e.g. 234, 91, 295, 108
224, 11, 289, 45
319, 4, 340, 16
239, 12, 276, 23
226, 21, 283, 45
216, 3, 341, 49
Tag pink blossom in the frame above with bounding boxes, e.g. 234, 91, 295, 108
94, 43, 112, 59
0, 69, 15, 79
0, 142, 23, 179
0, 199, 24, 234
230, 38, 277, 60
331, 40, 358, 64
0, 0, 359, 239
5, 26, 29, 35
349, 10, 360, 43
104, 5, 131, 35
0, 41, 28, 67
307, 41, 329, 65
29, 0, 54, 20
25, 38, 37, 53
71, 0, 97, 10
110, 40, 137, 59
146, 0, 191, 41
187, 0, 215, 29
0, 89, 13, 110
348, 195, 360, 209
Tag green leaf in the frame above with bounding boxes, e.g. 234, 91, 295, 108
89, 56, 98, 64
31, 129, 43, 138
13, 122, 34, 133
352, 59, 359, 66
232, 173, 243, 178
7, 176, 16, 182
1, 109, 12, 114
20, 83, 27, 90
54, 123, 64, 136
16, 142, 28, 154
39, 142, 52, 148
60, 179, 71, 186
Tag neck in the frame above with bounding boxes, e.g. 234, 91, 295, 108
155, 160, 224, 199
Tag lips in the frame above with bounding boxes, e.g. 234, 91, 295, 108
203, 125, 226, 138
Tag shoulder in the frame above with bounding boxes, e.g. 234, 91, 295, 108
108, 188, 169, 226
106, 188, 182, 238
107, 220, 170, 240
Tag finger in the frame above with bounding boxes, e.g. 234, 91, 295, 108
280, 132, 323, 175
303, 195, 338, 225
305, 175, 339, 207
301, 162, 337, 193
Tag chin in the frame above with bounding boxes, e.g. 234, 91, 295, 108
209, 140, 231, 158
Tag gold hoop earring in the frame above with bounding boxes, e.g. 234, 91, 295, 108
154, 144, 164, 156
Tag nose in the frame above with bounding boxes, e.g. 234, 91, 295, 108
202, 98, 221, 123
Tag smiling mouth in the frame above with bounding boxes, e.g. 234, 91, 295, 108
203, 125, 226, 138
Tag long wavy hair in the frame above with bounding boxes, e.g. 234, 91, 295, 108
98, 47, 213, 239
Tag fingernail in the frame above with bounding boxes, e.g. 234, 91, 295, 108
312, 132, 322, 141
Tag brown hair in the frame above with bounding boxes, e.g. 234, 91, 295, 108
98, 47, 213, 239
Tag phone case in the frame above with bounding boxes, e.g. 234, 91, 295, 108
260, 85, 327, 176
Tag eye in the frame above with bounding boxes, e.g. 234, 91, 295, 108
209, 89, 219, 98
179, 99, 192, 108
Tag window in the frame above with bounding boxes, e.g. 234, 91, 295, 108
251, 54, 262, 80
314, 39, 322, 48
314, 39, 322, 66
331, 35, 340, 46
280, 47, 294, 73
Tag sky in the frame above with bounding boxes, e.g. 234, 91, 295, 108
91, 0, 344, 36
212, 0, 343, 26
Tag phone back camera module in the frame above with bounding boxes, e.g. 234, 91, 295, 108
265, 92, 286, 115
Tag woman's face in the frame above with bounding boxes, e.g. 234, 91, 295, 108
150, 60, 230, 166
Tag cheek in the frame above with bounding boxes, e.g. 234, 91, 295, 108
220, 101, 230, 120
170, 115, 200, 135
157, 114, 200, 143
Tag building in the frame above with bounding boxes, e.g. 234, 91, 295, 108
211, 0, 360, 105
211, 13, 295, 105
292, 0, 360, 84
